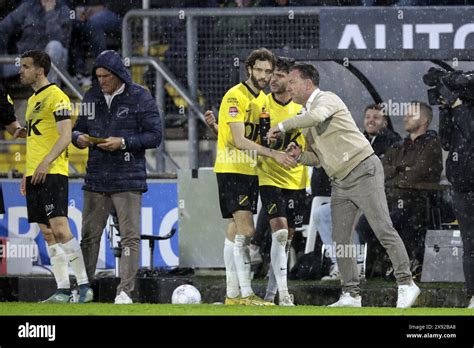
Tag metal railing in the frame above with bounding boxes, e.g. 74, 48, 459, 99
122, 7, 322, 170
0, 55, 180, 174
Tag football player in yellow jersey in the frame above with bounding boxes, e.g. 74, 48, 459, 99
258, 57, 307, 306
206, 48, 295, 306
19, 50, 92, 303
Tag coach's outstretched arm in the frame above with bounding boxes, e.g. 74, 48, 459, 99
286, 142, 320, 167
31, 119, 71, 185
267, 94, 343, 140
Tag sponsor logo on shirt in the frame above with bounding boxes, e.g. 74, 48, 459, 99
229, 106, 239, 118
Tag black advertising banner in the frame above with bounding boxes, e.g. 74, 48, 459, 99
319, 7, 474, 60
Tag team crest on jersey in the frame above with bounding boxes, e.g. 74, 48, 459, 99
117, 106, 129, 119
228, 106, 238, 118
238, 195, 249, 207
33, 102, 41, 112
267, 203, 277, 215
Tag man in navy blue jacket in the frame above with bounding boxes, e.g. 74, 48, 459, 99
72, 50, 162, 304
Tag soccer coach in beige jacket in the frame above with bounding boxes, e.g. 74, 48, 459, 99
268, 63, 420, 308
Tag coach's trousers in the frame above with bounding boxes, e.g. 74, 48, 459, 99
330, 155, 412, 296
80, 190, 142, 297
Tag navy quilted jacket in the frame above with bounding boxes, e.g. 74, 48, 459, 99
72, 50, 162, 193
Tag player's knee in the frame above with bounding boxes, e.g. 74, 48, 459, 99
49, 217, 72, 241
272, 229, 288, 246
41, 228, 56, 244
269, 217, 287, 231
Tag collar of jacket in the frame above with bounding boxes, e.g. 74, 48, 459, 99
403, 129, 438, 144
305, 88, 321, 110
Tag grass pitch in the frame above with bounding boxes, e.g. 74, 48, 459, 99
0, 303, 472, 316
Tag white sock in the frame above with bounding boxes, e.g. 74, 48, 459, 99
271, 229, 289, 298
47, 244, 70, 289
234, 234, 253, 298
224, 238, 240, 298
60, 238, 89, 286
266, 238, 292, 299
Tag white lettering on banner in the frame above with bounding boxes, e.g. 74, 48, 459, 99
8, 207, 40, 240
375, 24, 386, 49
2, 205, 178, 269
415, 24, 453, 49
67, 206, 83, 243
454, 23, 474, 49
141, 207, 178, 267
159, 207, 179, 266
337, 24, 367, 49
337, 23, 473, 49
141, 207, 153, 268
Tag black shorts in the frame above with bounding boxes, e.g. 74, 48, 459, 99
216, 173, 258, 219
26, 174, 69, 224
259, 185, 306, 229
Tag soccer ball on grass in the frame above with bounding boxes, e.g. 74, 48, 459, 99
171, 284, 202, 304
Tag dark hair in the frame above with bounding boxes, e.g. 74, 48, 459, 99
275, 56, 295, 74
289, 63, 319, 86
410, 100, 433, 124
245, 48, 276, 73
364, 103, 397, 131
364, 103, 384, 114
20, 50, 51, 76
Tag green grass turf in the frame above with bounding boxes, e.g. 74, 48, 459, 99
0, 303, 472, 316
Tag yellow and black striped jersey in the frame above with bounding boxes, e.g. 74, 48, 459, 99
257, 93, 308, 189
25, 84, 71, 177
214, 82, 267, 176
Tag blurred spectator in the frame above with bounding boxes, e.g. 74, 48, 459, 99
363, 103, 402, 157
68, 1, 121, 85
0, 0, 71, 84
0, 0, 20, 20
357, 101, 443, 279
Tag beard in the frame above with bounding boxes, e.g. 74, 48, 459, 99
272, 84, 287, 94
250, 74, 268, 90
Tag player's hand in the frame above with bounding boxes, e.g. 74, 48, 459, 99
204, 110, 216, 127
97, 137, 122, 152
286, 142, 302, 159
267, 126, 281, 143
20, 174, 26, 196
272, 150, 296, 169
13, 127, 27, 139
31, 160, 50, 185
77, 134, 93, 148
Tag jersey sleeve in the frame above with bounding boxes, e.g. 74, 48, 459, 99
51, 91, 72, 122
219, 89, 246, 124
